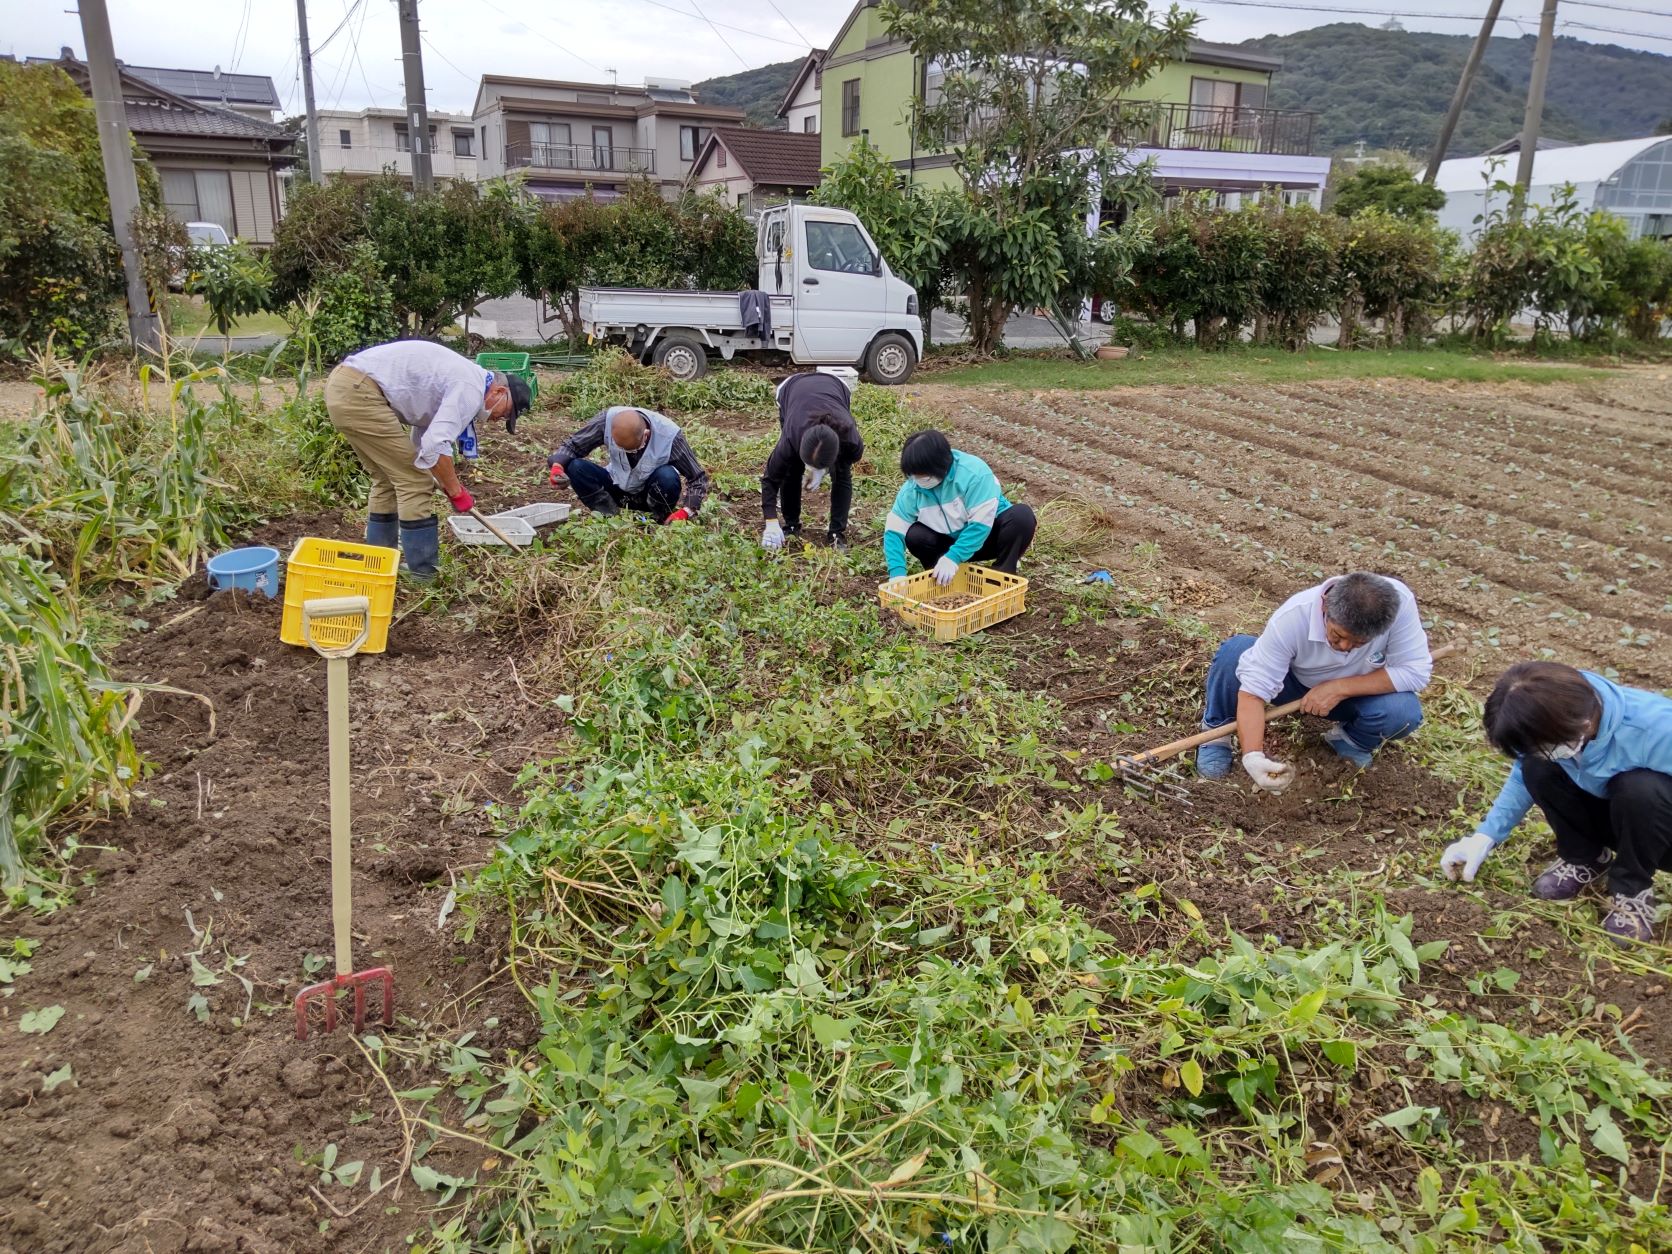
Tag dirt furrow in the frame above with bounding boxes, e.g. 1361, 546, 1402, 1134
1209, 384, 1672, 547
1064, 393, 1672, 623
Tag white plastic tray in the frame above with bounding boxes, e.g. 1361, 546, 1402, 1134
493, 502, 570, 527
447, 515, 538, 547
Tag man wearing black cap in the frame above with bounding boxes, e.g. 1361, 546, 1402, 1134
325, 339, 531, 580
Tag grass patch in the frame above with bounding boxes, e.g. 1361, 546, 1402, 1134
164, 294, 292, 340
926, 346, 1616, 390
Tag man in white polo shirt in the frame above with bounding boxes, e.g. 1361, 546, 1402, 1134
1196, 572, 1434, 791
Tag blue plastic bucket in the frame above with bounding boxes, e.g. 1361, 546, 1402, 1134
206, 546, 281, 598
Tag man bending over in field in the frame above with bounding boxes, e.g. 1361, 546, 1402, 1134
1196, 572, 1433, 792
548, 406, 708, 524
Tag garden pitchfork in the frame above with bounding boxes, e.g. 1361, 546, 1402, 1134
293, 596, 394, 1040
1116, 642, 1459, 807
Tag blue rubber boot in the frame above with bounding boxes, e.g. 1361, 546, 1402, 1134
1195, 728, 1235, 780
1323, 724, 1375, 769
365, 512, 398, 549
399, 515, 441, 582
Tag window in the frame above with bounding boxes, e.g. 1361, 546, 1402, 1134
803, 115, 816, 134
479, 125, 486, 155
529, 121, 572, 164
841, 78, 860, 136
160, 168, 235, 236
717, 148, 727, 169
805, 219, 876, 274
593, 125, 614, 168
394, 123, 438, 153
338, 128, 352, 148
530, 121, 572, 147
679, 125, 711, 162
453, 130, 474, 157
1190, 78, 1266, 112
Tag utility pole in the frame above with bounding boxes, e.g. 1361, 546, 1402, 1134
1423, 0, 1503, 185
1514, 0, 1560, 205
296, 0, 323, 184
396, 0, 433, 191
77, 0, 162, 353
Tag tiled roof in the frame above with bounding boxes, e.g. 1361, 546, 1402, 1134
709, 127, 821, 187
123, 95, 288, 142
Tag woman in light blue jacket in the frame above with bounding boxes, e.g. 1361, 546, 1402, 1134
1441, 661, 1672, 944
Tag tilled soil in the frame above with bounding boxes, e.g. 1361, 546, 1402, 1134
921, 372, 1672, 681
1, 561, 564, 1251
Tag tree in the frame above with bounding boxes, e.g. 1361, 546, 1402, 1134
1330, 164, 1446, 222
0, 62, 161, 352
881, 0, 1193, 353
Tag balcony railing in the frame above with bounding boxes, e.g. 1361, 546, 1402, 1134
1113, 100, 1316, 157
505, 141, 656, 175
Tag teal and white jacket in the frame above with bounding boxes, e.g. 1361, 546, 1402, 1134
883, 451, 1013, 577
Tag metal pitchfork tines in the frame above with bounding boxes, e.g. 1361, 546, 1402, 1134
293, 596, 395, 1040
1116, 642, 1460, 806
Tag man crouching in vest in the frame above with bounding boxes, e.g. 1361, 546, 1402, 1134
547, 406, 710, 523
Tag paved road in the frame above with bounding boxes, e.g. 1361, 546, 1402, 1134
466, 295, 1111, 352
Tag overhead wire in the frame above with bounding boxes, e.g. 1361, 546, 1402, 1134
680, 0, 754, 69
475, 0, 608, 73
229, 0, 254, 71
627, 0, 812, 49
763, 0, 817, 48
312, 0, 369, 56
1560, 19, 1672, 40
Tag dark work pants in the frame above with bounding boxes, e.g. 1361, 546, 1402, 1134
904, 503, 1037, 574
1524, 756, 1672, 897
777, 461, 855, 538
564, 459, 682, 521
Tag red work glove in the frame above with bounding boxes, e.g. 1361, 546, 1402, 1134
548, 462, 566, 485
449, 487, 475, 513
665, 508, 690, 523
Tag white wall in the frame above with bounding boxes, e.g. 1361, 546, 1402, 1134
1436, 180, 1603, 247
317, 110, 481, 181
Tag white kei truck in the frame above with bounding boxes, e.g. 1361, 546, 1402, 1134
577, 204, 924, 385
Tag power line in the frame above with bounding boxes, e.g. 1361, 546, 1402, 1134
229, 0, 254, 71
681, 0, 753, 69
1561, 18, 1672, 41
1562, 0, 1672, 15
763, 0, 816, 48
627, 0, 812, 50
420, 32, 472, 89
476, 0, 607, 73
313, 0, 369, 56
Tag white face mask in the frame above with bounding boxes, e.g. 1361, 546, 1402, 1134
1543, 740, 1586, 762
911, 474, 942, 490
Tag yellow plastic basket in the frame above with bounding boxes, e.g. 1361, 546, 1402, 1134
877, 565, 1028, 642
280, 538, 399, 654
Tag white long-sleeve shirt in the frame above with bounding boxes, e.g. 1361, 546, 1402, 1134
1235, 577, 1433, 701
341, 340, 492, 470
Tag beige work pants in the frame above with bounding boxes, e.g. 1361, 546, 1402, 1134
324, 365, 437, 521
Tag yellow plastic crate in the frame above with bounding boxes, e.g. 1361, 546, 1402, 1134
280, 538, 399, 654
877, 565, 1028, 642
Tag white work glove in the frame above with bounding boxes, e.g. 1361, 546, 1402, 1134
932, 556, 959, 587
1440, 831, 1496, 883
762, 520, 784, 550
1242, 751, 1295, 795
805, 467, 828, 491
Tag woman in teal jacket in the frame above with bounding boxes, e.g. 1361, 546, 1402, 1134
883, 430, 1036, 585
1440, 661, 1672, 944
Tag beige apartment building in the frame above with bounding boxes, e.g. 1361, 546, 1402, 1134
471, 75, 744, 200
314, 107, 480, 184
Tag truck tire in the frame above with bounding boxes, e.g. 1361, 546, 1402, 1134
652, 333, 709, 382
862, 333, 916, 386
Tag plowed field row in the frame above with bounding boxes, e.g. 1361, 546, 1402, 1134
924, 374, 1669, 681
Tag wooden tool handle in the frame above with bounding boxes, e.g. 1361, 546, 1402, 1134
327, 655, 354, 977
1127, 642, 1461, 766
469, 508, 522, 549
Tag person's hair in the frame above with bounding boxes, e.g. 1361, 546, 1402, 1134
799, 424, 840, 471
1323, 573, 1400, 640
900, 429, 953, 479
1483, 661, 1601, 759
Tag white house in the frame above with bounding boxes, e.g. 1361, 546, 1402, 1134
777, 51, 822, 135
1436, 136, 1672, 243
313, 107, 480, 183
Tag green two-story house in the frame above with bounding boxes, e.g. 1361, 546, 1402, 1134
817, 0, 1329, 205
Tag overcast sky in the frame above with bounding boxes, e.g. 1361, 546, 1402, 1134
6, 0, 1669, 116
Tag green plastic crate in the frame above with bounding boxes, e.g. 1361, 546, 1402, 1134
476, 352, 538, 401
